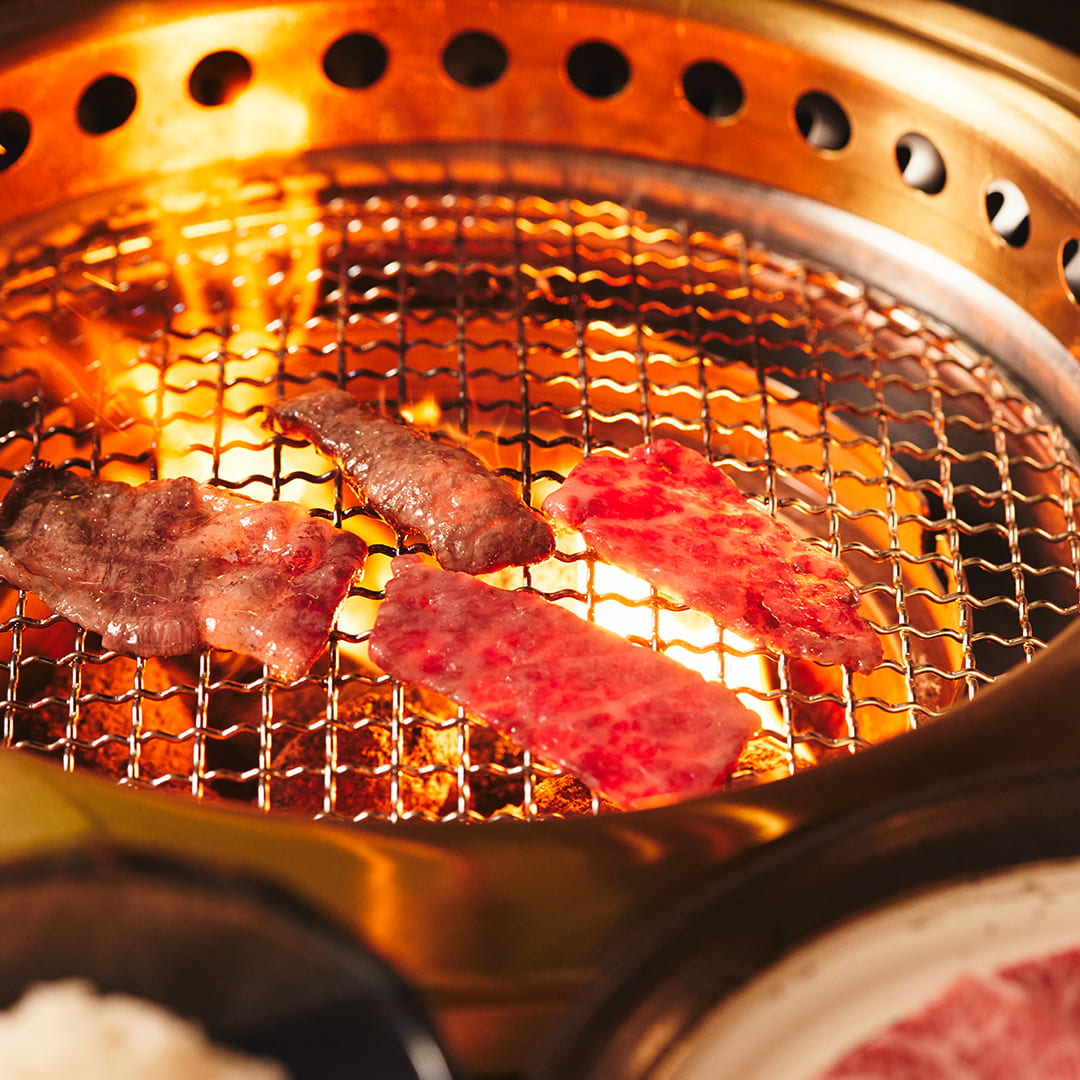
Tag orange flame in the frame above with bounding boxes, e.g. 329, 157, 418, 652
0, 203, 943, 768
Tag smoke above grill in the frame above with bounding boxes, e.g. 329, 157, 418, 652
0, 180, 1073, 821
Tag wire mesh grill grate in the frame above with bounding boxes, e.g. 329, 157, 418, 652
0, 183, 1077, 822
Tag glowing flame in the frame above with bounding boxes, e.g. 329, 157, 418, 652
216, 86, 312, 164
22, 206, 782, 741
587, 561, 777, 728
399, 396, 443, 428
490, 478, 781, 733
97, 189, 332, 494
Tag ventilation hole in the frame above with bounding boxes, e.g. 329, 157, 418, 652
76, 74, 137, 135
1062, 239, 1080, 302
566, 40, 631, 99
794, 90, 851, 151
895, 132, 946, 195
323, 32, 388, 89
188, 51, 253, 107
985, 178, 1030, 248
441, 31, 508, 89
681, 60, 743, 120
0, 110, 30, 172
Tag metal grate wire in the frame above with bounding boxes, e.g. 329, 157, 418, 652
0, 185, 1077, 822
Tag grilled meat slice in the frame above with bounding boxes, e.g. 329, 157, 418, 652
367, 555, 757, 810
0, 465, 366, 680
542, 439, 882, 673
266, 389, 555, 575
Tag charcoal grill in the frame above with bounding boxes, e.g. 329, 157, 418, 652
1, 0, 1080, 1073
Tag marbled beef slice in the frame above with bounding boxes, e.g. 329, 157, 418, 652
542, 439, 882, 673
0, 464, 366, 680
367, 555, 758, 809
267, 389, 555, 575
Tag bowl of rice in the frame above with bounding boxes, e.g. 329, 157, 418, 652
0, 851, 456, 1080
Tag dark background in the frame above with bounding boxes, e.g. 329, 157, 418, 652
955, 1, 1080, 55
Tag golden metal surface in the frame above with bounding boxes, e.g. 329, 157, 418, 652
5, 610, 1080, 1072
2, 0, 1080, 1072
0, 750, 782, 1071
0, 0, 1075, 350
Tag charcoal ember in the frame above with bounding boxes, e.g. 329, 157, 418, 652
198, 662, 340, 786
269, 685, 459, 818
911, 666, 955, 716
464, 725, 525, 818
532, 774, 615, 817
22, 655, 196, 788
733, 732, 804, 780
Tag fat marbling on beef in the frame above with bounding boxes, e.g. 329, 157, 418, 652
0, 464, 367, 680
266, 389, 555, 575
542, 439, 882, 673
817, 946, 1080, 1079
367, 555, 758, 809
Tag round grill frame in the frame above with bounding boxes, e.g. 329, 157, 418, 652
0, 1, 1078, 1074
2, 173, 1076, 821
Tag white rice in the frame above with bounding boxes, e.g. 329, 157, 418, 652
0, 979, 290, 1079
